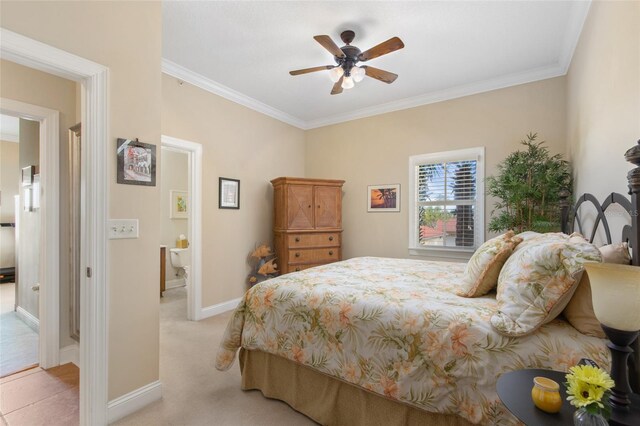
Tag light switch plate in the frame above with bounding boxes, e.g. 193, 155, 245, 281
108, 219, 139, 239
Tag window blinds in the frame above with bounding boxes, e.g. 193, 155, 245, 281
416, 160, 477, 248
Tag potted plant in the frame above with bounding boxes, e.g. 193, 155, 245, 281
487, 133, 572, 233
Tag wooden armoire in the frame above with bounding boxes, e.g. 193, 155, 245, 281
271, 177, 345, 274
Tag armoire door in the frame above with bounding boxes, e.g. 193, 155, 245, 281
287, 185, 314, 229
314, 185, 341, 229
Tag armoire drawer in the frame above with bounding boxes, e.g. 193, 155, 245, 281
289, 263, 324, 273
288, 233, 340, 248
288, 248, 339, 264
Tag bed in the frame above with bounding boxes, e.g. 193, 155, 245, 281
216, 142, 640, 425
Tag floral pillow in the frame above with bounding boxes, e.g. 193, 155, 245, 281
457, 231, 523, 297
491, 234, 602, 337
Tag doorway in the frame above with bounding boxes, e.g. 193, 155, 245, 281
161, 135, 202, 321
0, 115, 39, 377
1, 28, 109, 425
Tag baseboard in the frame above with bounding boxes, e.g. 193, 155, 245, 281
164, 278, 185, 290
107, 380, 162, 424
16, 306, 39, 333
59, 343, 79, 367
200, 297, 242, 320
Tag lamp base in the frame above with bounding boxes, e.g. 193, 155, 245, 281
601, 325, 640, 426
609, 392, 640, 426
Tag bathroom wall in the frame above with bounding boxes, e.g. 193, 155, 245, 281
16, 119, 40, 319
0, 140, 19, 268
160, 148, 189, 283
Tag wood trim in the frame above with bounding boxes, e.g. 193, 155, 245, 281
271, 177, 345, 187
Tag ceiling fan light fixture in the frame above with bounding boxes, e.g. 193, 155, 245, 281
351, 66, 365, 82
329, 66, 344, 83
341, 76, 355, 89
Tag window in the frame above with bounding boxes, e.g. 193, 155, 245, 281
408, 147, 485, 257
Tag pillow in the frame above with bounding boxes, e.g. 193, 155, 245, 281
457, 231, 523, 297
491, 236, 602, 337
599, 242, 632, 264
563, 242, 631, 338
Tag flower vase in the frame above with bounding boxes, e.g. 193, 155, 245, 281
573, 408, 607, 426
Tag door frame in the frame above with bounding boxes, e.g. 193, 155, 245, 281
161, 135, 202, 321
1, 28, 109, 425
0, 99, 59, 369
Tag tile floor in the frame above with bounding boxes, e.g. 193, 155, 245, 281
0, 363, 79, 426
0, 283, 39, 377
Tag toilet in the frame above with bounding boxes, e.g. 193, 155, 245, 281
169, 248, 190, 284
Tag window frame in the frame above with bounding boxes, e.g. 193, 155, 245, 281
408, 147, 485, 259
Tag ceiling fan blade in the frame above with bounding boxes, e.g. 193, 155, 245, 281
358, 37, 404, 62
289, 65, 334, 76
314, 35, 346, 58
331, 76, 344, 95
362, 66, 398, 84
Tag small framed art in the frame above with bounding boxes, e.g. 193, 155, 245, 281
170, 190, 188, 219
116, 138, 156, 186
368, 184, 400, 212
219, 177, 240, 209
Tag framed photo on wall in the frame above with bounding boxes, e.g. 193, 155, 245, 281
368, 184, 400, 212
170, 190, 188, 219
219, 177, 240, 209
116, 138, 156, 186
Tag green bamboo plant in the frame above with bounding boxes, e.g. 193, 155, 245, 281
487, 133, 572, 233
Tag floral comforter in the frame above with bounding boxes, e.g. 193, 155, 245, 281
216, 257, 609, 425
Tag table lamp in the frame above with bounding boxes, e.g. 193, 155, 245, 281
585, 262, 640, 425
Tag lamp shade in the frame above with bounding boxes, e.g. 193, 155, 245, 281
585, 262, 640, 331
329, 66, 344, 83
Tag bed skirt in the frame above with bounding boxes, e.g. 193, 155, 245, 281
239, 348, 473, 426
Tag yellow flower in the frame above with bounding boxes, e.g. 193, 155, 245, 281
565, 365, 615, 409
566, 379, 606, 408
567, 365, 615, 390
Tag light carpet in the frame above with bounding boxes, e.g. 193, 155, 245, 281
0, 283, 38, 378
114, 287, 316, 426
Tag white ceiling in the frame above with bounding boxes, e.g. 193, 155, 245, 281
0, 114, 19, 142
162, 1, 590, 129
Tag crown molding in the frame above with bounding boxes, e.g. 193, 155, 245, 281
305, 63, 567, 129
558, 0, 592, 74
161, 1, 590, 131
161, 59, 307, 129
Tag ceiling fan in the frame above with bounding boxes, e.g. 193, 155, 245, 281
289, 30, 405, 95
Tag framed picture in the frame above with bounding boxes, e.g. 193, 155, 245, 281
219, 177, 240, 209
21, 165, 35, 187
170, 190, 188, 219
368, 184, 401, 212
116, 138, 156, 186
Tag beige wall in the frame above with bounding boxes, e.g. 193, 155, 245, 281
0, 59, 79, 347
160, 148, 188, 280
1, 1, 162, 400
0, 140, 19, 268
567, 1, 640, 209
162, 74, 306, 307
306, 77, 567, 260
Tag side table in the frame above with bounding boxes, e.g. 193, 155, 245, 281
497, 369, 574, 425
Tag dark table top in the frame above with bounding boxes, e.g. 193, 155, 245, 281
497, 369, 574, 426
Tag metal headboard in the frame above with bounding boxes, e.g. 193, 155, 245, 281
560, 139, 640, 394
